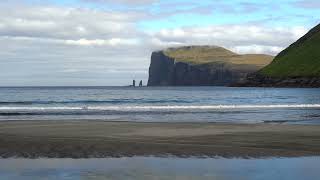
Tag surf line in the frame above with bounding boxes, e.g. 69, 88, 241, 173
0, 104, 320, 111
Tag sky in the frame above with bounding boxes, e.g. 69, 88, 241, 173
0, 0, 319, 86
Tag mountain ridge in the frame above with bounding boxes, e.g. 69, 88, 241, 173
259, 23, 320, 78
237, 23, 320, 88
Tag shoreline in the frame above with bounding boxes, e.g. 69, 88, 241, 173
0, 120, 319, 158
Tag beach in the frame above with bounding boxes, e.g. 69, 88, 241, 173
0, 120, 319, 158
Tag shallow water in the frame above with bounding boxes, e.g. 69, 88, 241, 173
0, 86, 319, 124
0, 157, 319, 180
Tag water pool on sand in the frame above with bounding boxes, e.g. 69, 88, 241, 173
0, 157, 319, 180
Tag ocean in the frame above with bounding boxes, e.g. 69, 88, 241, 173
0, 86, 319, 124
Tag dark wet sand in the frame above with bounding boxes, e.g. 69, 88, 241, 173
0, 120, 319, 158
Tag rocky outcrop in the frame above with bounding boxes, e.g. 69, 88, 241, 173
147, 51, 259, 86
235, 74, 320, 88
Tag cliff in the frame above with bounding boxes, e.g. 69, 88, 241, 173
238, 23, 320, 88
147, 46, 273, 86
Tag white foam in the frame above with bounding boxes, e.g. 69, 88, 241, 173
92, 104, 320, 110
0, 104, 319, 111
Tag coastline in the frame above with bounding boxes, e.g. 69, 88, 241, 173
0, 120, 319, 158
232, 74, 320, 88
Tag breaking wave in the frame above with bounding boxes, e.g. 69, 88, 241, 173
0, 104, 319, 112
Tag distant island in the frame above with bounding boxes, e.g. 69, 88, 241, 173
147, 23, 320, 88
147, 46, 273, 86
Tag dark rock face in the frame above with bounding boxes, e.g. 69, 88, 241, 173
147, 51, 251, 86
235, 74, 320, 88
147, 51, 175, 86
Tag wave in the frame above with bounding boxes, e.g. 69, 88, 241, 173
0, 99, 192, 105
0, 104, 319, 111
0, 101, 33, 105
263, 119, 320, 124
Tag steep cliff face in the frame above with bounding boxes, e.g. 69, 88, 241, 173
147, 51, 236, 86
147, 46, 273, 86
147, 51, 175, 86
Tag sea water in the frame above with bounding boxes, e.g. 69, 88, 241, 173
0, 86, 319, 123
0, 157, 319, 180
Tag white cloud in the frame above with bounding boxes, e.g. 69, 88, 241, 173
231, 45, 284, 55
82, 0, 158, 5
0, 5, 142, 40
65, 38, 139, 46
148, 25, 308, 55
294, 0, 320, 9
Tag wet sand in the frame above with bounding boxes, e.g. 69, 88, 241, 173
0, 120, 319, 158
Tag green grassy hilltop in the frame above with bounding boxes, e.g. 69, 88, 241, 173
260, 23, 320, 77
164, 46, 273, 70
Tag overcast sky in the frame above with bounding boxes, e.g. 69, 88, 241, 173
0, 0, 319, 86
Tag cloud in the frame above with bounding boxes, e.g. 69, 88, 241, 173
294, 0, 320, 9
147, 25, 308, 55
65, 38, 139, 46
239, 2, 263, 13
0, 1, 312, 85
82, 0, 158, 5
0, 5, 144, 40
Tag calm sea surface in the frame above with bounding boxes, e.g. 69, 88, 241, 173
0, 157, 319, 180
0, 86, 319, 123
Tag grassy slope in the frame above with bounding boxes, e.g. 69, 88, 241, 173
260, 24, 320, 77
163, 46, 273, 70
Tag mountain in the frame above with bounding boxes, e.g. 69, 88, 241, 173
240, 23, 320, 87
147, 46, 273, 86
